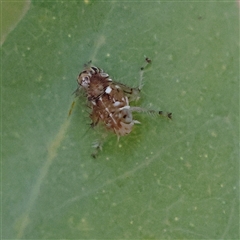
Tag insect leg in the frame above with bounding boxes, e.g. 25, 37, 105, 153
138, 57, 152, 90
68, 100, 76, 117
128, 106, 172, 119
91, 139, 103, 158
91, 131, 109, 158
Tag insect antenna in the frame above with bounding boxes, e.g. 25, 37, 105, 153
84, 60, 92, 68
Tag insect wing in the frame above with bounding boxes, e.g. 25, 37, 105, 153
109, 81, 140, 102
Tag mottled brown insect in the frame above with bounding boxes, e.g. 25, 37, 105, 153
71, 58, 171, 156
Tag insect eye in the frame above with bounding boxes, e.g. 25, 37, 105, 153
82, 76, 90, 87
78, 74, 90, 88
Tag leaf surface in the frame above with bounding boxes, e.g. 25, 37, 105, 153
2, 1, 239, 239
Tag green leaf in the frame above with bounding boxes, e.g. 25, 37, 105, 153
2, 1, 239, 239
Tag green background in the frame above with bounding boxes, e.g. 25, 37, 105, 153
2, 1, 239, 239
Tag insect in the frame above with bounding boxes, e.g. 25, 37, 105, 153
70, 58, 172, 157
